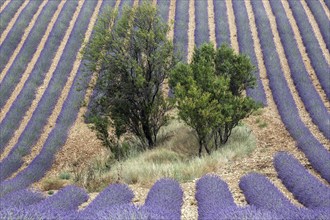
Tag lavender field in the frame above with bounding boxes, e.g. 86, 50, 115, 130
0, 0, 329, 219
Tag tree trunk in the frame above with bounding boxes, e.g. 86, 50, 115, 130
198, 140, 203, 158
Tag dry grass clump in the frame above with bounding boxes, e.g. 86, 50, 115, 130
72, 119, 256, 192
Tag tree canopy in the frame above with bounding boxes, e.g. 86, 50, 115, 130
170, 43, 260, 157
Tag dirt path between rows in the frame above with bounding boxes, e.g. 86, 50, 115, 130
280, 0, 329, 111
263, 0, 330, 147
187, 0, 195, 63
0, 1, 66, 123
207, 0, 216, 47
0, 0, 10, 13
0, 1, 84, 162
0, 0, 46, 83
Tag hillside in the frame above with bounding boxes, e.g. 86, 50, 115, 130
0, 0, 329, 219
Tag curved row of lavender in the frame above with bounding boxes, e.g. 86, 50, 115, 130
287, 0, 330, 100
305, 0, 330, 51
213, 0, 230, 46
232, 0, 267, 106
269, 0, 330, 139
0, 0, 100, 192
0, 0, 60, 112
0, 0, 78, 154
0, 0, 93, 182
251, 0, 330, 183
0, 179, 183, 220
0, 0, 43, 73
194, 0, 209, 48
0, 0, 24, 35
173, 0, 189, 62
2, 159, 329, 219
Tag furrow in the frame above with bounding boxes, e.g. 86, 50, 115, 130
187, 0, 195, 63
280, 0, 330, 112
300, 0, 330, 64
0, 0, 10, 13
319, 0, 330, 19
263, 0, 330, 146
0, 0, 47, 82
0, 0, 28, 45
0, 1, 66, 123
207, 0, 216, 47
9, 0, 102, 180
225, 0, 238, 52
0, 1, 84, 161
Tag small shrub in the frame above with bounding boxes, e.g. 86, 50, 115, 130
59, 172, 71, 180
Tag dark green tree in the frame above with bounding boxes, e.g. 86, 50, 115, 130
83, 2, 177, 156
170, 43, 260, 157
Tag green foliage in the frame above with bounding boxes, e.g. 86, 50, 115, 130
59, 172, 71, 180
170, 43, 260, 157
83, 1, 178, 154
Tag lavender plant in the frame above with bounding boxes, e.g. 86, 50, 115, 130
0, 0, 95, 182
0, 0, 60, 110
232, 0, 267, 106
79, 183, 134, 217
287, 0, 330, 100
0, 0, 78, 154
213, 0, 230, 46
141, 179, 183, 220
251, 0, 330, 183
194, 0, 209, 47
269, 0, 330, 139
0, 0, 24, 35
305, 0, 330, 50
0, 188, 45, 209
156, 0, 171, 23
274, 152, 330, 209
195, 174, 236, 220
0, 0, 43, 73
173, 0, 189, 61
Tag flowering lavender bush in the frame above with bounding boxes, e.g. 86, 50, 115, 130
305, 0, 330, 51
274, 152, 330, 209
156, 0, 170, 23
0, 0, 78, 154
79, 183, 134, 217
0, 188, 45, 209
173, 0, 189, 61
213, 0, 230, 46
0, 0, 24, 35
195, 174, 236, 219
141, 178, 183, 220
0, 0, 96, 182
194, 0, 209, 47
287, 0, 330, 100
251, 0, 330, 183
0, 1, 60, 110
0, 0, 42, 73
232, 0, 267, 106
269, 0, 330, 140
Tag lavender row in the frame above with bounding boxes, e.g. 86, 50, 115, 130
195, 174, 236, 220
274, 152, 330, 209
232, 1, 267, 106
239, 173, 315, 219
287, 0, 330, 100
305, 0, 330, 51
0, 0, 43, 74
1, 179, 183, 219
0, 0, 100, 195
0, 0, 24, 35
0, 1, 61, 110
0, 1, 78, 155
156, 0, 170, 23
0, 0, 95, 182
251, 0, 330, 183
173, 0, 189, 61
0, 188, 45, 209
326, 0, 330, 10
213, 0, 230, 46
194, 0, 209, 47
269, 0, 330, 139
